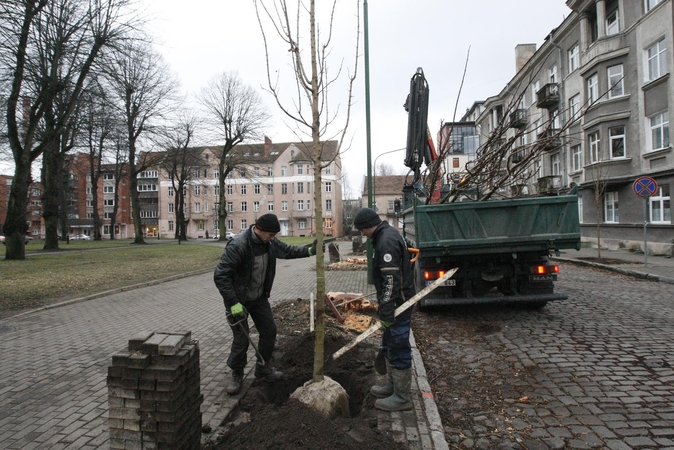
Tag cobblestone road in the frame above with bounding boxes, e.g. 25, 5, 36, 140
415, 262, 674, 449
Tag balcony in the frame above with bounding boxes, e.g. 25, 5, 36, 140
511, 149, 526, 163
509, 109, 527, 129
536, 83, 560, 109
537, 175, 562, 195
537, 128, 562, 151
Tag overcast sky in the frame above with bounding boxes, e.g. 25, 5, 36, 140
3, 1, 572, 193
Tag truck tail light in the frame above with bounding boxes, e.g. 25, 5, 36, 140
424, 270, 446, 280
533, 265, 559, 275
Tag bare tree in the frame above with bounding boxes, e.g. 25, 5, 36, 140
0, 0, 134, 259
158, 113, 204, 242
198, 71, 269, 242
107, 131, 129, 240
255, 0, 360, 382
103, 41, 179, 244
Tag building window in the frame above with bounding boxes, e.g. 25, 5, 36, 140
267, 167, 273, 176
104, 186, 115, 193
168, 187, 174, 196
604, 191, 619, 223
569, 94, 580, 121
254, 167, 259, 177
241, 219, 247, 230
104, 199, 115, 207
239, 168, 246, 177
609, 126, 626, 158
572, 145, 583, 172
281, 166, 287, 176
254, 201, 260, 212
282, 201, 288, 211
649, 111, 670, 151
254, 184, 261, 195
203, 186, 208, 196
137, 183, 157, 192
214, 169, 220, 179
297, 182, 304, 194
281, 183, 288, 194
240, 185, 247, 195
325, 165, 331, 175
568, 45, 579, 72
578, 196, 583, 224
197, 220, 204, 230
267, 184, 274, 194
647, 38, 667, 81
104, 173, 114, 180
194, 202, 201, 213
325, 182, 332, 192
227, 202, 233, 212
268, 201, 274, 212
297, 200, 304, 211
227, 185, 233, 195
606, 8, 620, 36
297, 165, 303, 175
168, 203, 174, 213
194, 185, 201, 195
646, 0, 663, 12
168, 221, 174, 231
214, 186, 220, 196
549, 65, 558, 84
589, 132, 601, 163
326, 199, 332, 211
650, 186, 670, 224
587, 74, 599, 104
551, 153, 560, 176
227, 219, 233, 230
299, 219, 306, 229
607, 65, 624, 98
532, 81, 540, 105
324, 218, 333, 229
241, 201, 247, 212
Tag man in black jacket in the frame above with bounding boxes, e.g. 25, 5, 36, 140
353, 207, 416, 411
214, 213, 319, 395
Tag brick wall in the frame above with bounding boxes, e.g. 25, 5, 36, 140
107, 331, 202, 450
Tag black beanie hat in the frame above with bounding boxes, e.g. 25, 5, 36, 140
255, 213, 281, 233
353, 207, 382, 230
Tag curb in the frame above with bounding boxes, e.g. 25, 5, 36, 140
552, 256, 674, 285
9, 267, 215, 319
410, 330, 450, 450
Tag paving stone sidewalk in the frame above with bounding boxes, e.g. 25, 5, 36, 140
0, 241, 446, 450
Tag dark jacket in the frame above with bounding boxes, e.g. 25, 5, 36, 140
214, 226, 310, 308
371, 221, 416, 323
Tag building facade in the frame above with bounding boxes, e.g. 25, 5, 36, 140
158, 139, 344, 239
470, 0, 673, 253
361, 175, 407, 233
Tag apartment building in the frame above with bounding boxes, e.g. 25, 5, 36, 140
470, 0, 673, 253
158, 139, 344, 239
361, 175, 407, 232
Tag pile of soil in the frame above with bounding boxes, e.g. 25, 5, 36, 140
204, 299, 407, 450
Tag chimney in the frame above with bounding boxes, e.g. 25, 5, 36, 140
515, 44, 537, 73
264, 136, 272, 156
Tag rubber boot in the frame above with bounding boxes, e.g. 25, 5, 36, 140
374, 368, 413, 411
370, 360, 393, 398
225, 369, 243, 395
254, 363, 283, 380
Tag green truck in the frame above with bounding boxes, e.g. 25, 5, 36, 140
402, 190, 581, 309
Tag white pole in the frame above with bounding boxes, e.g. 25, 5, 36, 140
309, 292, 315, 332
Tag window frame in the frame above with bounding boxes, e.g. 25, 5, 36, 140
647, 38, 667, 82
589, 132, 601, 163
609, 125, 626, 159
587, 73, 599, 104
604, 191, 619, 223
568, 45, 580, 72
649, 111, 670, 151
572, 144, 583, 172
649, 185, 671, 224
607, 64, 624, 98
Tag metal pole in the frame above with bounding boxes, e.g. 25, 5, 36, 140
644, 197, 648, 266
364, 0, 374, 284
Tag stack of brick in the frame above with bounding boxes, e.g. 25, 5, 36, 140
107, 331, 203, 450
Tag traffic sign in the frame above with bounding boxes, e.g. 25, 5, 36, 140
633, 176, 658, 197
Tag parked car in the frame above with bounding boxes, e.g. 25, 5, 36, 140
225, 232, 236, 240
1, 235, 33, 245
70, 234, 91, 240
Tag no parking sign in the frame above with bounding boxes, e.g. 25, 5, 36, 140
633, 176, 658, 197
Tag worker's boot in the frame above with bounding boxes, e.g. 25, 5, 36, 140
254, 362, 283, 380
370, 360, 393, 398
374, 368, 413, 411
225, 369, 243, 395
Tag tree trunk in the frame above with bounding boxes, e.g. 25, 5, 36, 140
42, 142, 65, 251
3, 158, 31, 260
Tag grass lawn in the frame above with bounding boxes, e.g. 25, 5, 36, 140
1, 236, 315, 319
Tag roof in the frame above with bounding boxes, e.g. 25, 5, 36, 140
362, 175, 409, 196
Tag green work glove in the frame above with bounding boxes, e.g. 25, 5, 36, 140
309, 239, 318, 256
380, 320, 393, 328
231, 303, 245, 317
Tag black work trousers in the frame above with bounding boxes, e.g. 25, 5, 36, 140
226, 297, 277, 372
